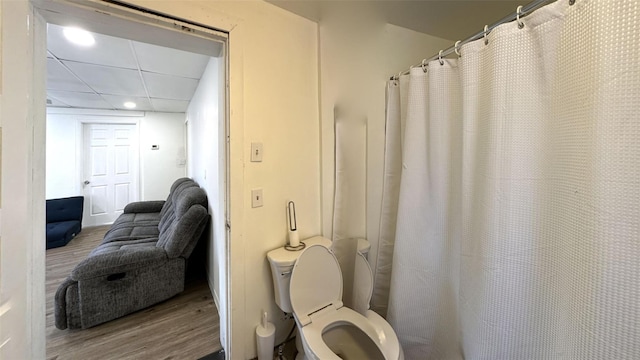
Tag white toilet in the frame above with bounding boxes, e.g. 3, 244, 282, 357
267, 237, 404, 360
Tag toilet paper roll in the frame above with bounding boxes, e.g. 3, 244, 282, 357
288, 229, 300, 248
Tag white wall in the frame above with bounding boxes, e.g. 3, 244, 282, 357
139, 112, 187, 200
46, 109, 186, 204
317, 4, 453, 301
235, 5, 320, 357
185, 57, 227, 338
46, 114, 78, 198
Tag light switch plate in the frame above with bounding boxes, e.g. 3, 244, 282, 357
251, 188, 263, 208
251, 142, 263, 162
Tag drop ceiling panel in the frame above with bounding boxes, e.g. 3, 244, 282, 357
132, 41, 210, 79
64, 61, 147, 97
48, 90, 114, 109
101, 95, 154, 111
150, 98, 190, 113
143, 72, 199, 101
47, 24, 138, 69
47, 58, 94, 93
46, 24, 216, 112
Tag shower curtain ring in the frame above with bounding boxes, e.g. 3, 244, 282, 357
454, 40, 462, 57
516, 5, 525, 29
421, 59, 428, 73
438, 50, 444, 65
484, 25, 489, 45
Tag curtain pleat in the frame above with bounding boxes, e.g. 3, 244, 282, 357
371, 81, 402, 316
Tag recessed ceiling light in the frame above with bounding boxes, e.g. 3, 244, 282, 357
123, 102, 137, 109
63, 27, 95, 47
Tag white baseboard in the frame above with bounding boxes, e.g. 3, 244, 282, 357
205, 264, 220, 310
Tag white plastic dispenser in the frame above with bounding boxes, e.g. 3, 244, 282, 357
256, 311, 275, 360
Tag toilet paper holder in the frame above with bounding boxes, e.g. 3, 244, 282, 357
285, 201, 305, 251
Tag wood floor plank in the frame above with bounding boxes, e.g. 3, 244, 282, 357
46, 225, 222, 360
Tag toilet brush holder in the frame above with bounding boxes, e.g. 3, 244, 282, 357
256, 311, 275, 360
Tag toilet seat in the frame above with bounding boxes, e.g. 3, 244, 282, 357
300, 306, 401, 360
290, 244, 402, 360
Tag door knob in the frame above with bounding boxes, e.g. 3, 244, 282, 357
84, 180, 90, 185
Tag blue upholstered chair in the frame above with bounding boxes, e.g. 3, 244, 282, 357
46, 196, 84, 249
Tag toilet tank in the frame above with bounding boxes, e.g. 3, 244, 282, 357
267, 236, 332, 313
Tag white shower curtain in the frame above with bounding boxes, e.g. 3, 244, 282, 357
381, 0, 640, 358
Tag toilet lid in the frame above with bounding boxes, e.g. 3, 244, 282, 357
290, 245, 343, 321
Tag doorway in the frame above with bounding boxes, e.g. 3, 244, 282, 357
1, 0, 247, 357
37, 0, 231, 358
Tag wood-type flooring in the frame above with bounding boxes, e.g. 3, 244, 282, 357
46, 225, 222, 360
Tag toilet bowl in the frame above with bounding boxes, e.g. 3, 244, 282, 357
288, 244, 403, 360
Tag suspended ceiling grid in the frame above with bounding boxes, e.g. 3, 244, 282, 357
46, 23, 212, 113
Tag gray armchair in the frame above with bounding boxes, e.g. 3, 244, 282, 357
55, 180, 209, 330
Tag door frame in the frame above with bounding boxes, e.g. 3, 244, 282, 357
1, 0, 246, 358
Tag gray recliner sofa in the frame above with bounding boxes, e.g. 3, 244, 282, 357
54, 178, 209, 330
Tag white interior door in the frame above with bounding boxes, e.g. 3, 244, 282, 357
83, 123, 138, 226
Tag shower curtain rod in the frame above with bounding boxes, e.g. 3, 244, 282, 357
390, 0, 559, 80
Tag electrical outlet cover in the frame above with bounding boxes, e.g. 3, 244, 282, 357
251, 142, 263, 162
251, 188, 263, 208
